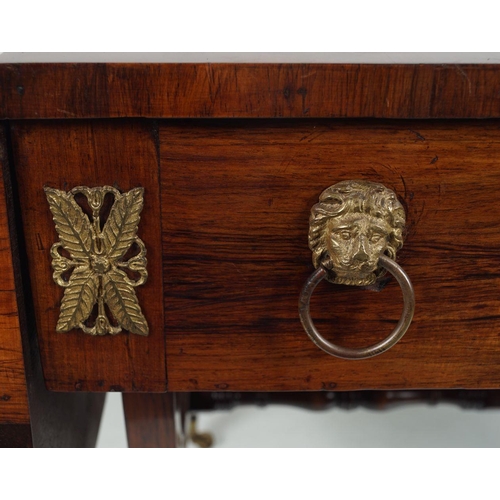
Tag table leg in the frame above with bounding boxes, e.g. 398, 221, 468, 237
122, 393, 186, 448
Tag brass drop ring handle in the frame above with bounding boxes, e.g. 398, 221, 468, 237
299, 180, 415, 359
299, 254, 415, 360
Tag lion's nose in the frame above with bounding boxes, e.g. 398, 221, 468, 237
353, 237, 369, 262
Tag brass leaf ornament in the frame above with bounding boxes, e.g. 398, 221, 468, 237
45, 186, 149, 336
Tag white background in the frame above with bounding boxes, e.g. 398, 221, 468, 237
97, 392, 500, 447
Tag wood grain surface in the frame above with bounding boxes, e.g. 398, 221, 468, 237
162, 119, 500, 391
123, 393, 179, 447
0, 124, 29, 423
1, 64, 500, 119
10, 120, 166, 392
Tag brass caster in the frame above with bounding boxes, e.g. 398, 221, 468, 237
188, 414, 213, 448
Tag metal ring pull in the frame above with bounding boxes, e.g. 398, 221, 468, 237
299, 254, 415, 360
299, 180, 415, 359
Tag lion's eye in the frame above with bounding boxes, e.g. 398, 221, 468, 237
338, 230, 351, 240
370, 233, 383, 243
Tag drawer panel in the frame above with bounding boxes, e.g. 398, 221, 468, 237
11, 118, 500, 392
11, 120, 166, 392
162, 119, 500, 391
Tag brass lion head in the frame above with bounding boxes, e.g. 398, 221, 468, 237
308, 180, 405, 286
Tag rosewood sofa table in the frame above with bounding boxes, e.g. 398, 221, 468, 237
2, 54, 500, 447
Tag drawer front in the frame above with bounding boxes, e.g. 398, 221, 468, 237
10, 118, 500, 392
11, 120, 166, 392
162, 119, 500, 391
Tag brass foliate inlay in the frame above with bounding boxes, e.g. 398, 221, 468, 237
44, 185, 149, 336
308, 180, 405, 286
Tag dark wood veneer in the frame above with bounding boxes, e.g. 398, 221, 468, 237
1, 64, 500, 119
